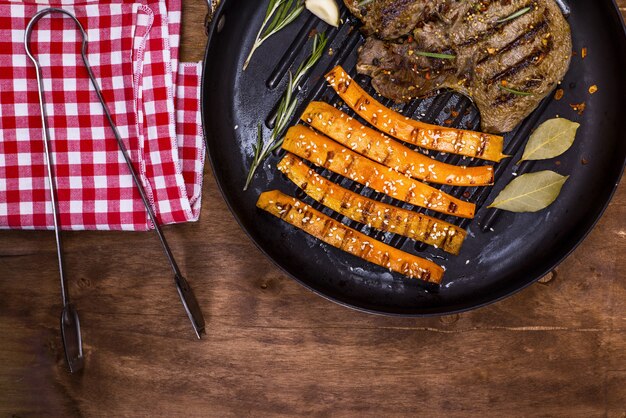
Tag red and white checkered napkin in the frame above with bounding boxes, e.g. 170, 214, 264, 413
0, 0, 205, 231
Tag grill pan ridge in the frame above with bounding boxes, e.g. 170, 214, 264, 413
202, 0, 626, 315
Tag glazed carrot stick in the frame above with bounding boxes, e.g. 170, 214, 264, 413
278, 153, 467, 254
325, 66, 509, 162
282, 125, 476, 218
257, 190, 445, 283
301, 101, 495, 186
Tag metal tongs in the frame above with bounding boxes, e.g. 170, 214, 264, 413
25, 8, 206, 372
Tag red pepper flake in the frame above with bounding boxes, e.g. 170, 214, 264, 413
309, 28, 319, 38
570, 102, 586, 115
581, 158, 589, 165
463, 191, 471, 199
554, 89, 564, 101
581, 47, 588, 59
425, 72, 431, 80
444, 119, 454, 125
450, 110, 460, 118
589, 85, 598, 95
555, 160, 561, 166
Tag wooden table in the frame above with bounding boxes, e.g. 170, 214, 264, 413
1, 2, 625, 416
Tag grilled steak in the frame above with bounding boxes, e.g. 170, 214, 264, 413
345, 0, 572, 133
344, 0, 445, 40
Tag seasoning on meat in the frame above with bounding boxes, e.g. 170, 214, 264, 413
345, 0, 573, 133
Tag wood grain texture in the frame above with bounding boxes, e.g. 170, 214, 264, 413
1, 1, 625, 416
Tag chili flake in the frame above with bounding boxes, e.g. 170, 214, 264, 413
589, 85, 598, 94
570, 102, 586, 115
554, 88, 564, 100
581, 47, 587, 59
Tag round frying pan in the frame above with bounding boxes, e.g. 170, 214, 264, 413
202, 0, 626, 315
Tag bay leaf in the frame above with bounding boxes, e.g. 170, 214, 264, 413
487, 171, 569, 212
519, 118, 580, 163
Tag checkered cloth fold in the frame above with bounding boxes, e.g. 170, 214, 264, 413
0, 0, 205, 230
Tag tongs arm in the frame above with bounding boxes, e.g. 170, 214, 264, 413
24, 8, 205, 373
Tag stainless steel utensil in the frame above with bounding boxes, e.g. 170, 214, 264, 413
24, 8, 85, 374
24, 8, 206, 372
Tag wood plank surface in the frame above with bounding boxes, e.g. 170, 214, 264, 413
1, 1, 625, 417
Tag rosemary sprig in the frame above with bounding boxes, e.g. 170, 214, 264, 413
495, 6, 532, 24
244, 33, 328, 190
499, 84, 533, 96
243, 0, 305, 71
413, 50, 456, 60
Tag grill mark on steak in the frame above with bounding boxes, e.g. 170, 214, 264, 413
488, 41, 553, 84
474, 21, 551, 83
456, 2, 539, 47
348, 0, 571, 133
493, 92, 518, 106
345, 0, 435, 40
477, 19, 549, 65
380, 0, 419, 31
491, 69, 548, 108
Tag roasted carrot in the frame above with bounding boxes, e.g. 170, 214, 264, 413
282, 125, 475, 218
301, 101, 495, 186
257, 190, 445, 283
278, 153, 467, 254
325, 66, 509, 162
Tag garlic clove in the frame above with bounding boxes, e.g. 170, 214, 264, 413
305, 0, 340, 27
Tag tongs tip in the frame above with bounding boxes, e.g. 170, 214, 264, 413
174, 274, 206, 339
60, 303, 84, 373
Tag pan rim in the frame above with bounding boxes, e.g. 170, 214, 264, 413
201, 0, 626, 317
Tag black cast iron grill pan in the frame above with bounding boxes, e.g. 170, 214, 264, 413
202, 0, 626, 315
